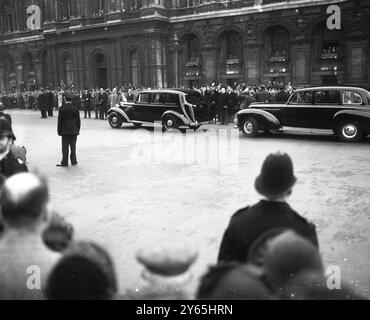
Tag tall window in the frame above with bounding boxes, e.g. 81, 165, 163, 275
178, 0, 199, 7
222, 31, 242, 59
1, 1, 14, 33
271, 28, 289, 56
125, 0, 142, 10
184, 34, 200, 62
64, 56, 73, 85
90, 0, 107, 16
58, 0, 72, 21
130, 50, 140, 87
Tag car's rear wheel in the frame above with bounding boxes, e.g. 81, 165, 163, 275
241, 117, 259, 137
162, 114, 179, 131
337, 121, 363, 143
108, 112, 123, 129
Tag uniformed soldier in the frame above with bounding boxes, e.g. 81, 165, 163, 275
57, 92, 81, 167
0, 118, 28, 178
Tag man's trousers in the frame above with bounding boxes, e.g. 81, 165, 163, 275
61, 135, 78, 165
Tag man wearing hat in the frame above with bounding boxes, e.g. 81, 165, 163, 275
38, 88, 48, 119
57, 93, 81, 167
0, 118, 28, 178
217, 152, 318, 263
275, 86, 290, 103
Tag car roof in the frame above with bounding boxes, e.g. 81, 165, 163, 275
139, 89, 199, 95
295, 86, 370, 94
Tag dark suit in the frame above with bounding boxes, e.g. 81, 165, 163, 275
0, 151, 28, 178
217, 200, 319, 263
38, 92, 48, 118
57, 101, 81, 166
46, 91, 55, 117
255, 90, 270, 103
275, 90, 290, 103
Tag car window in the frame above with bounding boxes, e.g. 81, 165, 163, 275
289, 91, 313, 104
138, 93, 150, 103
164, 93, 179, 105
314, 91, 341, 104
343, 91, 362, 105
185, 92, 202, 104
152, 93, 165, 104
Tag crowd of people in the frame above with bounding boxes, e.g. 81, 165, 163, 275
0, 111, 365, 299
0, 80, 293, 125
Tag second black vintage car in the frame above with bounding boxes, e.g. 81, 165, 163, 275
236, 86, 370, 142
108, 89, 209, 131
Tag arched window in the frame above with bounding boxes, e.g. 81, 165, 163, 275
130, 50, 140, 87
64, 56, 73, 85
271, 28, 289, 57
223, 30, 242, 60
182, 34, 200, 62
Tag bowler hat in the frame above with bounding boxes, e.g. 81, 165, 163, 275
0, 117, 15, 140
64, 92, 74, 102
255, 152, 296, 197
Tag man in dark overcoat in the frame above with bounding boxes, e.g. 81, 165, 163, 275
57, 93, 81, 167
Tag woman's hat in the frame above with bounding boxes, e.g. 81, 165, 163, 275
255, 152, 297, 197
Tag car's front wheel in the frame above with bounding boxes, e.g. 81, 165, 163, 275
108, 112, 123, 129
241, 117, 259, 137
337, 121, 363, 142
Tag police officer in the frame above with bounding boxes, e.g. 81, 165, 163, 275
57, 93, 81, 167
0, 118, 28, 178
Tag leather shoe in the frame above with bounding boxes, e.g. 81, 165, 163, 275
71, 162, 78, 166
56, 164, 68, 167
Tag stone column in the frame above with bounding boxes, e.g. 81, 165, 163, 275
0, 64, 5, 91
34, 58, 43, 88
15, 62, 23, 89
168, 33, 180, 88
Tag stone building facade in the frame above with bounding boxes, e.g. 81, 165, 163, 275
0, 0, 369, 91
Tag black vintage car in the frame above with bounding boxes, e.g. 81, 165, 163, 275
108, 89, 209, 131
236, 86, 370, 142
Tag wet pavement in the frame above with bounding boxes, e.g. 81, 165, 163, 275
9, 109, 370, 298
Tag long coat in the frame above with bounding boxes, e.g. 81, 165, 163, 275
57, 102, 81, 136
217, 200, 319, 263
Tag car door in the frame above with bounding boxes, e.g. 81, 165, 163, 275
311, 90, 342, 129
133, 92, 151, 121
282, 91, 314, 127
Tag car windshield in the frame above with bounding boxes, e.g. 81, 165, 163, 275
185, 92, 202, 105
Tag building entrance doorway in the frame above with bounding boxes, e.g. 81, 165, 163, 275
93, 53, 108, 89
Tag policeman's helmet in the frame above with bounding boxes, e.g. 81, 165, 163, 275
0, 117, 16, 140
